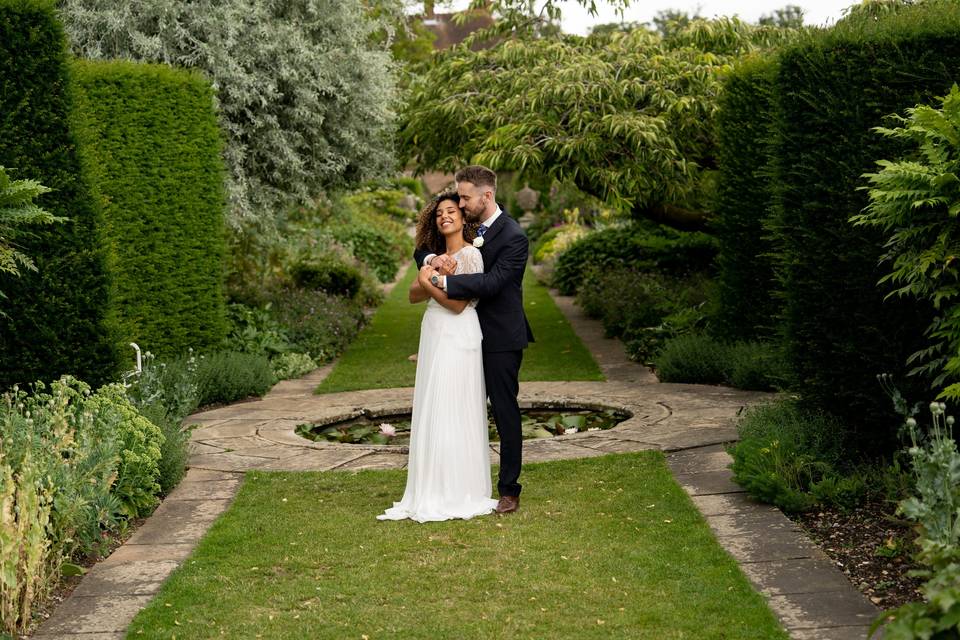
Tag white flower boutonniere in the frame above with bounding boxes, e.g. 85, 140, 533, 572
473, 236, 484, 248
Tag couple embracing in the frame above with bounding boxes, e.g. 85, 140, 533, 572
378, 165, 535, 523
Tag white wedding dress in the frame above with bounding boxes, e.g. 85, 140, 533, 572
378, 245, 498, 522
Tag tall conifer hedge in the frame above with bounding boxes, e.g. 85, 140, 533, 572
0, 0, 120, 388
71, 60, 228, 356
713, 54, 779, 343
770, 2, 960, 445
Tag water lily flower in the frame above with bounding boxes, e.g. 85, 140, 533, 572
379, 423, 396, 437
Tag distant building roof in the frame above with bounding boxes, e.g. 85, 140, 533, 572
422, 5, 495, 50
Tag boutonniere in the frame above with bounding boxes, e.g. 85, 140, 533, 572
473, 236, 484, 248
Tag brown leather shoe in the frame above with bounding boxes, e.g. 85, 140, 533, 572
495, 495, 519, 514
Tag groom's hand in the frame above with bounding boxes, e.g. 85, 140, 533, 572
433, 254, 457, 276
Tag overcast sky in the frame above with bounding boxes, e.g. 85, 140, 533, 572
437, 0, 858, 34
557, 0, 856, 33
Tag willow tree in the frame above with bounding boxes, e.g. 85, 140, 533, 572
59, 0, 399, 229
400, 17, 796, 229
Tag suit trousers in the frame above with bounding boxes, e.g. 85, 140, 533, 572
483, 349, 524, 497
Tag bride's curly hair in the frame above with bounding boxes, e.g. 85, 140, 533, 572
414, 189, 477, 255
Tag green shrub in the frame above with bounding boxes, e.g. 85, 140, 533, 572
84, 384, 163, 517
654, 333, 730, 385
728, 341, 789, 391
271, 352, 318, 380
729, 399, 846, 512
224, 303, 293, 358
290, 254, 365, 298
341, 187, 419, 222
71, 59, 228, 358
0, 0, 120, 388
193, 351, 274, 407
712, 54, 780, 342
532, 221, 589, 265
653, 333, 786, 391
577, 269, 671, 337
768, 3, 960, 448
266, 287, 365, 363
553, 223, 717, 295
331, 221, 403, 283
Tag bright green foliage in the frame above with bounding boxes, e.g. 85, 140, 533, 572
0, 0, 121, 388
71, 60, 228, 357
0, 375, 155, 633
653, 334, 786, 391
60, 0, 397, 228
401, 17, 796, 228
729, 400, 852, 512
712, 55, 780, 342
84, 384, 163, 518
769, 2, 960, 446
854, 85, 960, 401
0, 167, 65, 288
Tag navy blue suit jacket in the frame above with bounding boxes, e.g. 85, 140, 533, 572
414, 208, 534, 352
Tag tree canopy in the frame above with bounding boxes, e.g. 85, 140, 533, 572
59, 0, 398, 229
400, 17, 796, 229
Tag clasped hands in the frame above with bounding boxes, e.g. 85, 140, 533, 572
418, 254, 456, 290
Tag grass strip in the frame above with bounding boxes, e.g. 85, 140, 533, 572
128, 453, 787, 639
316, 264, 603, 394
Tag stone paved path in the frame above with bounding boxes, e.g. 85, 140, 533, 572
34, 280, 882, 639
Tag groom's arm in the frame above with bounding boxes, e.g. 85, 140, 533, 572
413, 247, 432, 269
445, 233, 528, 300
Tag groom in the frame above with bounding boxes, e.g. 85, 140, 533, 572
415, 165, 534, 514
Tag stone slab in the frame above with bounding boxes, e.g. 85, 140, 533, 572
188, 420, 264, 440
705, 510, 801, 538
666, 449, 733, 475
105, 543, 195, 564
70, 559, 180, 597
163, 479, 242, 501
767, 590, 879, 630
672, 470, 745, 496
523, 440, 607, 463
690, 492, 780, 517
124, 499, 232, 545
187, 452, 279, 472
254, 449, 370, 471
32, 595, 155, 635
181, 468, 242, 482
739, 557, 857, 596
336, 452, 407, 471
716, 531, 824, 564
572, 435, 658, 453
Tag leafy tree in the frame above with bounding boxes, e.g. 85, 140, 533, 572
0, 167, 65, 299
650, 9, 702, 38
400, 17, 796, 229
58, 0, 398, 229
853, 84, 960, 399
758, 5, 804, 28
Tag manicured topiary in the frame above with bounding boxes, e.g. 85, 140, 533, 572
0, 0, 120, 388
71, 59, 228, 357
768, 3, 960, 447
712, 54, 780, 343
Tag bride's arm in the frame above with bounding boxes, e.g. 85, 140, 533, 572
417, 266, 469, 313
409, 277, 429, 303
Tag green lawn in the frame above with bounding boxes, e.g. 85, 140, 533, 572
316, 264, 603, 394
127, 453, 787, 639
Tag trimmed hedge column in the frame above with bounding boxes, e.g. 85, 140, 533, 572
770, 3, 960, 446
71, 60, 228, 356
0, 0, 120, 387
712, 54, 779, 343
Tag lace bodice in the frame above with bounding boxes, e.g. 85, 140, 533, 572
430, 245, 483, 309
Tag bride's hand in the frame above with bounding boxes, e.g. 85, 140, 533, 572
418, 265, 437, 288
433, 254, 457, 276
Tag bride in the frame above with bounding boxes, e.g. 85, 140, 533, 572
378, 190, 498, 522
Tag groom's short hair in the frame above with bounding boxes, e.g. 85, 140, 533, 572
455, 165, 497, 192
